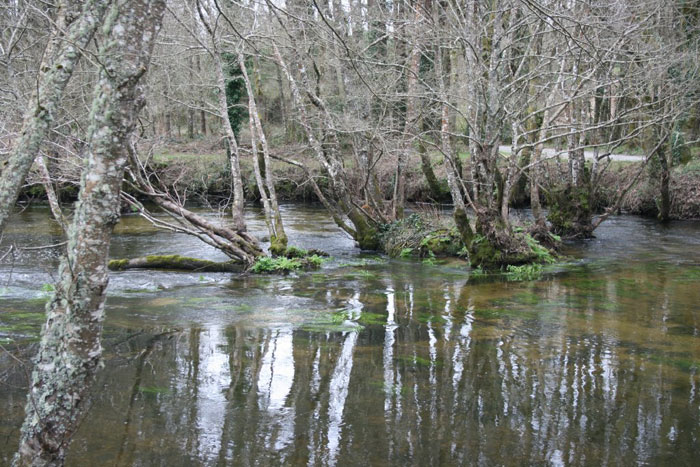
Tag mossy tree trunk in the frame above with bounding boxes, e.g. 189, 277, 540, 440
109, 255, 244, 272
547, 102, 595, 238
14, 1, 165, 465
0, 0, 110, 235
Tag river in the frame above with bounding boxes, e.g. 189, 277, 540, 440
1, 205, 699, 465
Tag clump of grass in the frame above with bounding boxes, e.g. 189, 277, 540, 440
283, 246, 308, 258
250, 254, 328, 274
505, 263, 543, 281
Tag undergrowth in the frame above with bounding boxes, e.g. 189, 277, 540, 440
251, 254, 327, 274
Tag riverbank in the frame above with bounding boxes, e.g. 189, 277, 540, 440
16, 142, 700, 221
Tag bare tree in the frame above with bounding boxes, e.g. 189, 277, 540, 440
0, 0, 111, 234
13, 1, 166, 464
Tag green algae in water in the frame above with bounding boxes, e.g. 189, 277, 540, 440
675, 266, 700, 282
0, 309, 45, 341
300, 310, 364, 333
417, 313, 447, 325
343, 270, 379, 280
357, 312, 386, 326
370, 380, 411, 396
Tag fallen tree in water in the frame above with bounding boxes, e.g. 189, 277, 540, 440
124, 142, 264, 267
109, 252, 327, 274
109, 255, 245, 272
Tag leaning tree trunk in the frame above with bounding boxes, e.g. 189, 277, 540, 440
13, 1, 165, 465
272, 43, 380, 250
35, 155, 68, 233
0, 0, 110, 235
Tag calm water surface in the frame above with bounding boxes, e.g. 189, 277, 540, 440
1, 205, 699, 466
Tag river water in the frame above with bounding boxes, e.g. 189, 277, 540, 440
1, 205, 699, 465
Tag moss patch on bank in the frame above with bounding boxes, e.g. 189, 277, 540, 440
380, 213, 465, 259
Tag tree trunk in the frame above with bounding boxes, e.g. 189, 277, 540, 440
238, 53, 287, 254
14, 1, 165, 465
657, 145, 671, 223
35, 155, 68, 233
109, 255, 244, 272
0, 0, 110, 235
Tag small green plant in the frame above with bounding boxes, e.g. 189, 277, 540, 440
40, 283, 55, 293
284, 246, 309, 258
505, 264, 543, 281
523, 234, 555, 263
306, 254, 326, 268
422, 251, 437, 266
470, 266, 486, 278
399, 247, 414, 258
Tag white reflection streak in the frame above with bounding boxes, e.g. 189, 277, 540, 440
195, 326, 230, 462
384, 290, 398, 413
257, 328, 296, 450
326, 331, 358, 465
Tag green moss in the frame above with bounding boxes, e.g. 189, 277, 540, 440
547, 186, 594, 237
283, 245, 308, 258
419, 228, 464, 257
108, 259, 129, 270
357, 312, 386, 326
269, 236, 288, 256
251, 254, 327, 274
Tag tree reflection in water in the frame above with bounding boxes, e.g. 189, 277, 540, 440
31, 258, 693, 466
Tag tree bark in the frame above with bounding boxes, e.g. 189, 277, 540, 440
657, 144, 671, 223
13, 1, 166, 465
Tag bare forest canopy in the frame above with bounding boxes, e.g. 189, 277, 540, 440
1, 0, 700, 265
2, 0, 700, 267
